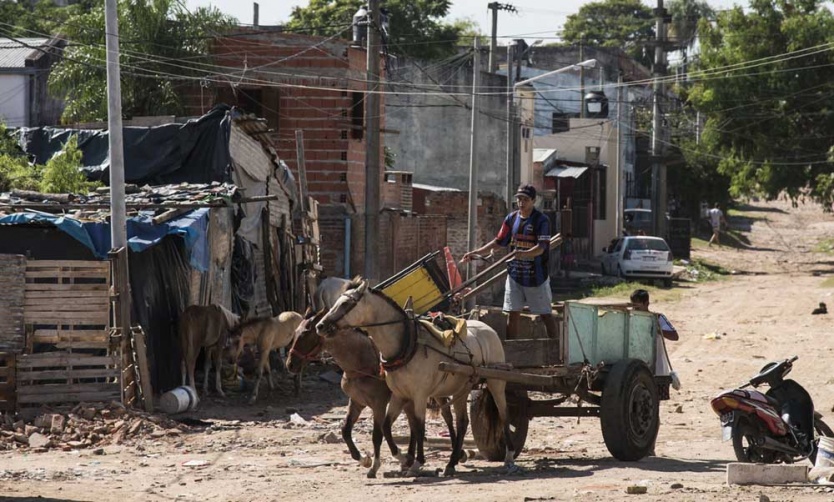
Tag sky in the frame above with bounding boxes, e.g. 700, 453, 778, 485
186, 0, 745, 44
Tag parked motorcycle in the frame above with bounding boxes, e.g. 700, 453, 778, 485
710, 356, 833, 463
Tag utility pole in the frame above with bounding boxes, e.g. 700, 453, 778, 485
104, 0, 126, 252
487, 3, 516, 73
506, 42, 515, 208
651, 0, 669, 238
253, 2, 259, 28
466, 38, 482, 279
364, 0, 381, 284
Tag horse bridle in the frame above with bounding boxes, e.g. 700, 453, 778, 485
321, 287, 410, 333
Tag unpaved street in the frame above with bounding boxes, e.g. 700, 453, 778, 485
3, 198, 834, 501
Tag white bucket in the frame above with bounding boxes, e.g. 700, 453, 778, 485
159, 385, 200, 414
815, 436, 834, 468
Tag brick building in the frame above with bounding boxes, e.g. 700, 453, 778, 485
181, 29, 386, 277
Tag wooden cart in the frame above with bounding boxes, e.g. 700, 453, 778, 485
441, 300, 671, 462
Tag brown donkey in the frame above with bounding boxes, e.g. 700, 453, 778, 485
179, 304, 241, 398
287, 310, 457, 478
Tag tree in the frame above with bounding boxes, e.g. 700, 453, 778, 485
561, 0, 654, 66
286, 0, 464, 60
687, 0, 834, 207
48, 0, 235, 123
667, 0, 714, 64
0, 0, 84, 38
39, 136, 100, 193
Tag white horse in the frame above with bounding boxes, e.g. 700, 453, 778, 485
317, 278, 517, 476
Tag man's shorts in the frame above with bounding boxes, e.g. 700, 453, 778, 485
503, 276, 553, 315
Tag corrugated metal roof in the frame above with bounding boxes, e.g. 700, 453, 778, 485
412, 183, 461, 192
533, 149, 557, 163
545, 166, 589, 179
0, 38, 48, 69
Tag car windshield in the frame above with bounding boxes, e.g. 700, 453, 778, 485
626, 238, 669, 251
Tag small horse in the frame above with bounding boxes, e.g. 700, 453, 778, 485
179, 304, 241, 398
230, 311, 304, 404
287, 310, 458, 478
313, 276, 352, 311
317, 278, 517, 477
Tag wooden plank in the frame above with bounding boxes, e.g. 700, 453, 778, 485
16, 354, 117, 368
26, 261, 110, 270
33, 330, 109, 343
17, 383, 118, 396
17, 368, 120, 381
26, 290, 109, 299
439, 361, 570, 387
25, 283, 109, 292
24, 301, 110, 311
503, 338, 563, 368
132, 327, 154, 412
26, 270, 109, 279
25, 312, 109, 324
17, 389, 120, 404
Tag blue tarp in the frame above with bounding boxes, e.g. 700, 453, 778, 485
0, 209, 210, 271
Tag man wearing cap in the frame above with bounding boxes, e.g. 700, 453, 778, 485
463, 184, 558, 340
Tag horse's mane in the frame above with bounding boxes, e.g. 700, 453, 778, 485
233, 315, 272, 335
216, 304, 240, 330
346, 275, 365, 290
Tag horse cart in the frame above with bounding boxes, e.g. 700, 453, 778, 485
378, 245, 670, 463
453, 301, 670, 462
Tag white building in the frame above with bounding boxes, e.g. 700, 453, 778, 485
0, 37, 65, 127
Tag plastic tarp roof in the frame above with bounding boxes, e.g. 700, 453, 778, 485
14, 106, 232, 186
0, 209, 210, 271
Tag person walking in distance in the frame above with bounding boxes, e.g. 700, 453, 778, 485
708, 203, 728, 247
463, 184, 558, 341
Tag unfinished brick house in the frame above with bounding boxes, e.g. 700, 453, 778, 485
181, 29, 387, 277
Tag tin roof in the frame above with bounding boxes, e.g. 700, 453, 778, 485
545, 166, 589, 179
0, 38, 49, 69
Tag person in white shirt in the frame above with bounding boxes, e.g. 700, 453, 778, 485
707, 203, 728, 247
631, 288, 680, 456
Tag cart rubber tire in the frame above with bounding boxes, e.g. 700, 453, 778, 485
600, 359, 659, 461
469, 389, 529, 461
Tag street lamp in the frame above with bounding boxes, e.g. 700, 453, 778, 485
513, 59, 598, 89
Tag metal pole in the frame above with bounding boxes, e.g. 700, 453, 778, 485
506, 42, 515, 208
105, 0, 126, 251
652, 0, 668, 238
614, 71, 623, 237
253, 2, 259, 28
579, 40, 586, 118
466, 39, 482, 279
488, 2, 498, 73
364, 0, 381, 284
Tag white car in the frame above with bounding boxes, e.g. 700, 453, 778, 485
601, 236, 674, 286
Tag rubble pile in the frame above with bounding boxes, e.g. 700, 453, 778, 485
0, 402, 190, 452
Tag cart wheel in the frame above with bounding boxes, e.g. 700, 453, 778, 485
469, 389, 529, 461
600, 359, 659, 461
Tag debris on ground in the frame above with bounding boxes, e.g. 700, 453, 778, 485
812, 302, 828, 315
0, 401, 192, 452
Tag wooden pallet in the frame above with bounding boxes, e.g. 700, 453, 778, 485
16, 352, 120, 405
17, 260, 118, 410
0, 353, 15, 412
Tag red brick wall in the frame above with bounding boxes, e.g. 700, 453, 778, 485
182, 30, 386, 212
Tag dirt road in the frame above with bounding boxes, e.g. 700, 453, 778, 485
3, 199, 834, 501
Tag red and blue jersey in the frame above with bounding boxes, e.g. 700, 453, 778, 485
496, 209, 551, 287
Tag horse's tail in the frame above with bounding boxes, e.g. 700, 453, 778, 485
476, 389, 503, 445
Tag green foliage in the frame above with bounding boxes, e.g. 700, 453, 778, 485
0, 123, 37, 192
0, 0, 85, 38
689, 0, 834, 208
667, 0, 714, 53
39, 136, 99, 194
561, 0, 654, 66
48, 0, 235, 123
286, 0, 464, 60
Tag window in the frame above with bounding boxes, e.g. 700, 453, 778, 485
340, 173, 347, 182
341, 152, 348, 161
341, 130, 348, 140
351, 92, 364, 140
551, 113, 570, 134
385, 173, 397, 183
